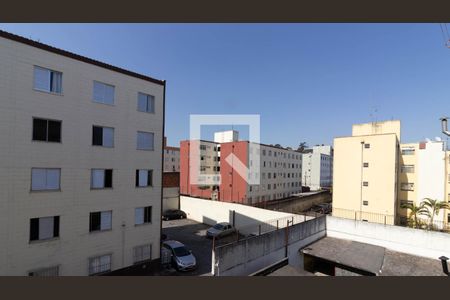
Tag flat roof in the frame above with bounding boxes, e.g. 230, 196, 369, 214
0, 30, 165, 86
301, 237, 445, 276
267, 265, 315, 276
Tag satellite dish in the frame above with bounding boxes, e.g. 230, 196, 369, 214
435, 137, 442, 142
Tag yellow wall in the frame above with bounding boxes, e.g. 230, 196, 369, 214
352, 120, 401, 139
333, 133, 398, 224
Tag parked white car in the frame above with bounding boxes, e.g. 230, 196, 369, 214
206, 222, 236, 239
162, 240, 197, 271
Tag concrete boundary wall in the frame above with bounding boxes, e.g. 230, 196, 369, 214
180, 196, 302, 233
213, 216, 326, 276
327, 216, 450, 260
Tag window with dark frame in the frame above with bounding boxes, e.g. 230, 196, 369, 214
363, 162, 369, 168
135, 170, 153, 187
89, 211, 112, 232
363, 201, 368, 206
135, 206, 152, 225
29, 216, 59, 242
92, 125, 114, 147
364, 143, 370, 149
91, 169, 113, 189
363, 181, 369, 186
33, 118, 61, 142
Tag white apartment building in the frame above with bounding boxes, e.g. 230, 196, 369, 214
181, 130, 302, 204
301, 145, 333, 191
0, 31, 165, 275
246, 143, 303, 204
164, 137, 180, 173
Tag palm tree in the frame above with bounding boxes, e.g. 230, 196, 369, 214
422, 198, 449, 230
400, 202, 428, 229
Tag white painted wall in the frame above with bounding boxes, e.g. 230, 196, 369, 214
163, 187, 179, 212
214, 130, 239, 143
327, 216, 450, 260
180, 195, 309, 235
417, 141, 446, 222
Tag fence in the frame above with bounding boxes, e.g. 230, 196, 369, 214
235, 213, 317, 237
332, 207, 450, 232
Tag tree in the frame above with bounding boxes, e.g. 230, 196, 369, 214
422, 198, 449, 230
400, 202, 428, 229
297, 142, 308, 152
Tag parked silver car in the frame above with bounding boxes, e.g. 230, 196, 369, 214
206, 222, 236, 239
162, 240, 197, 271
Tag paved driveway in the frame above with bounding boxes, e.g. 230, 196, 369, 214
162, 218, 240, 276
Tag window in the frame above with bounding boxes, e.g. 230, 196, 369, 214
89, 254, 111, 275
200, 145, 207, 150
362, 181, 368, 187
137, 92, 155, 113
363, 201, 368, 206
401, 165, 415, 173
89, 211, 112, 232
400, 200, 413, 207
401, 182, 414, 191
137, 131, 154, 150
363, 162, 369, 168
33, 118, 61, 142
30, 216, 59, 241
92, 126, 114, 147
28, 266, 59, 276
268, 184, 271, 190
133, 244, 152, 264
33, 66, 62, 94
135, 170, 153, 187
401, 148, 415, 155
31, 168, 60, 191
91, 169, 113, 189
364, 143, 370, 149
135, 206, 152, 225
93, 81, 114, 105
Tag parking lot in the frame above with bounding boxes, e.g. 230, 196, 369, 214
162, 218, 241, 276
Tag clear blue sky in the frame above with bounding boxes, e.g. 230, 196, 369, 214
2, 23, 450, 148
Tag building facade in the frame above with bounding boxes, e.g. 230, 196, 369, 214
333, 120, 450, 227
301, 145, 333, 191
163, 137, 180, 172
180, 131, 302, 205
0, 31, 165, 275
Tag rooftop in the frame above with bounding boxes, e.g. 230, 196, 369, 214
301, 237, 445, 276
0, 30, 165, 86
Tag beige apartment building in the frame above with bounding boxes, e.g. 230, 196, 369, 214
0, 31, 165, 275
333, 120, 450, 227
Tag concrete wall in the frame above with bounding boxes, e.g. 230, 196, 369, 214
265, 191, 331, 214
327, 216, 450, 260
0, 35, 163, 275
163, 187, 179, 212
180, 196, 305, 235
212, 216, 326, 276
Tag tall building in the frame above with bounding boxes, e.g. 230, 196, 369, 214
180, 131, 302, 205
301, 145, 333, 191
163, 137, 180, 172
333, 120, 449, 227
0, 31, 165, 275
333, 120, 400, 224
